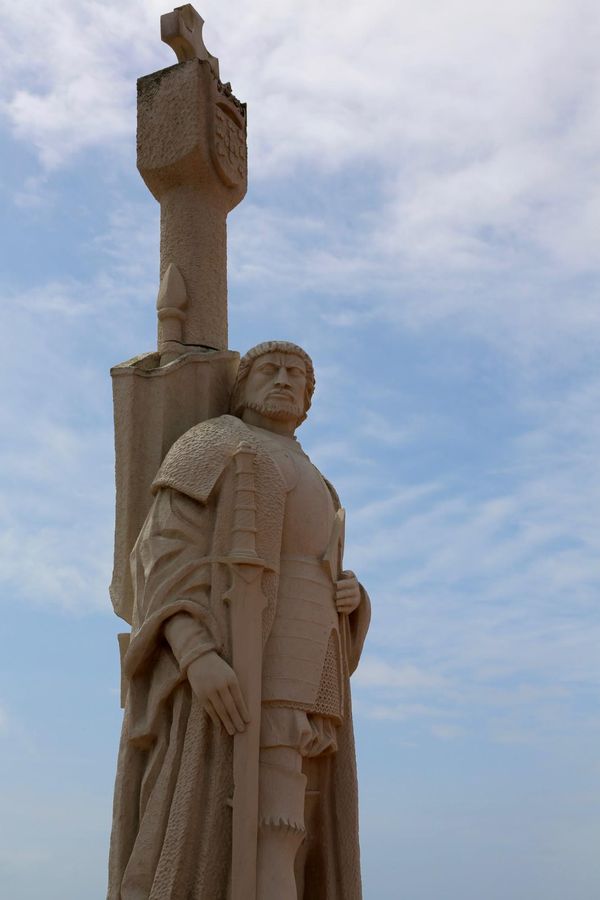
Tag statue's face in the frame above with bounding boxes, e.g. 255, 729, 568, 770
243, 351, 307, 424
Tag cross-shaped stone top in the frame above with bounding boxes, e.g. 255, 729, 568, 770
161, 4, 220, 78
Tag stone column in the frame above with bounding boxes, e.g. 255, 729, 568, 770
138, 54, 247, 351
110, 6, 247, 623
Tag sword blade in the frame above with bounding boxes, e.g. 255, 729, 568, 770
228, 563, 267, 900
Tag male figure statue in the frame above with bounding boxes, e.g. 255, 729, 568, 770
108, 341, 370, 899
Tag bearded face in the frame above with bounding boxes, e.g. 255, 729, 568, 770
241, 351, 308, 425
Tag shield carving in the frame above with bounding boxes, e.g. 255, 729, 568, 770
211, 94, 247, 190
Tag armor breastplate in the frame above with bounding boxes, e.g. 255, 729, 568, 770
257, 435, 344, 723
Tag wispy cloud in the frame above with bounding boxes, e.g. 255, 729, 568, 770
355, 656, 446, 690
3, 1, 600, 368
0, 201, 157, 614
1, 5, 598, 897
342, 361, 600, 744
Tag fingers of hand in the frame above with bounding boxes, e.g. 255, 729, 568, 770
335, 578, 359, 613
208, 691, 237, 736
230, 679, 251, 724
336, 598, 357, 613
220, 685, 247, 733
204, 698, 221, 729
189, 655, 248, 733
336, 580, 359, 606
203, 674, 249, 735
336, 574, 358, 591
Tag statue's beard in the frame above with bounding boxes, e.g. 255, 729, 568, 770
244, 397, 303, 424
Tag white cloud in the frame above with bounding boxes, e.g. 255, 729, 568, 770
0, 405, 114, 614
0, 1, 155, 169
0, 221, 149, 613
430, 723, 464, 740
342, 365, 600, 742
355, 655, 445, 690
3, 0, 600, 364
3, 1, 600, 253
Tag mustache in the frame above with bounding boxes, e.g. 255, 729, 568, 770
244, 397, 304, 423
267, 388, 294, 399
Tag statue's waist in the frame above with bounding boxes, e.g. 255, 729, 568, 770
261, 556, 343, 719
278, 555, 334, 588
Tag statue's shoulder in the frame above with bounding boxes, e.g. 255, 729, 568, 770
152, 414, 249, 503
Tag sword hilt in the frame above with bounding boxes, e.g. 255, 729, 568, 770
230, 441, 258, 559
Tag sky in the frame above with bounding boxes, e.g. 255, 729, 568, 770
0, 0, 599, 897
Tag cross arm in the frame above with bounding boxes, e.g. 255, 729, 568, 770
161, 4, 220, 77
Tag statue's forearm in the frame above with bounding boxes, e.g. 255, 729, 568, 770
164, 611, 217, 674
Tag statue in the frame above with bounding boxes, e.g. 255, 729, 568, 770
108, 340, 370, 899
107, 8, 370, 899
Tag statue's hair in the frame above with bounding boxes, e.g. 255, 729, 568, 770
230, 340, 316, 425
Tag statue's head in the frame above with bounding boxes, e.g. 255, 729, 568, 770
230, 340, 315, 428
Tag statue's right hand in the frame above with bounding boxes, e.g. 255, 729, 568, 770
187, 651, 250, 735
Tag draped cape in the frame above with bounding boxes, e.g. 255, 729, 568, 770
107, 415, 370, 899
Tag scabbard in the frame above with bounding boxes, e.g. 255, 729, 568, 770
225, 442, 269, 900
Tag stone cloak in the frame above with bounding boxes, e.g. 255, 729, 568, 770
107, 415, 370, 899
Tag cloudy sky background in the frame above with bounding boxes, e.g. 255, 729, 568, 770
1, 1, 599, 897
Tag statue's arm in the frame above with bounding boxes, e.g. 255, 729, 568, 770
333, 568, 371, 675
163, 612, 215, 673
163, 611, 249, 735
126, 486, 249, 736
128, 487, 218, 646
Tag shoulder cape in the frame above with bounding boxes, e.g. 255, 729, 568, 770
152, 414, 251, 504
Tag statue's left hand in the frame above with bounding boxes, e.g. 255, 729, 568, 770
335, 570, 361, 614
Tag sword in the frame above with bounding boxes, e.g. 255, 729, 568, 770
224, 441, 270, 900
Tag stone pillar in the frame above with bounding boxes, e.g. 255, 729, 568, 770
137, 23, 247, 352
110, 6, 247, 623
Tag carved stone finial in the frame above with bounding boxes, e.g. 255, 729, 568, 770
156, 262, 188, 363
161, 4, 220, 77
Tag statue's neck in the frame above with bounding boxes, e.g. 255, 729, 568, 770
241, 408, 297, 438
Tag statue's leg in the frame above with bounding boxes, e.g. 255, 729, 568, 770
294, 755, 323, 899
257, 746, 306, 900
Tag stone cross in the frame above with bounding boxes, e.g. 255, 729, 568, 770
161, 4, 219, 74
137, 3, 247, 353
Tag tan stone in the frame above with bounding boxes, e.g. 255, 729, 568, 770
108, 342, 370, 900
156, 262, 188, 364
108, 8, 368, 899
137, 4, 247, 351
109, 348, 239, 626
161, 4, 220, 71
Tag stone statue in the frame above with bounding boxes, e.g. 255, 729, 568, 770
107, 340, 370, 899
107, 7, 370, 898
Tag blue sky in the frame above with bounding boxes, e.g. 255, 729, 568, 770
1, 1, 599, 898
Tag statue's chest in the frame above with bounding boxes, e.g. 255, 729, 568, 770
275, 452, 336, 558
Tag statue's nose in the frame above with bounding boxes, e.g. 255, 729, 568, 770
274, 367, 291, 387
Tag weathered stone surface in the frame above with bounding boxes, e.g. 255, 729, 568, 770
137, 45, 247, 350
161, 4, 220, 71
108, 8, 368, 899
110, 348, 239, 625
108, 342, 370, 900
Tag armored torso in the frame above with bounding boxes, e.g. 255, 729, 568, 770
247, 426, 344, 724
